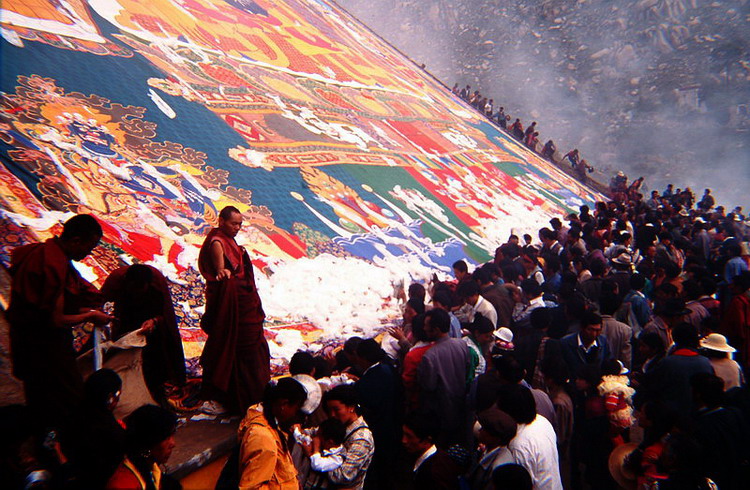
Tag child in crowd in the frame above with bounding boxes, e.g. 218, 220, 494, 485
304, 418, 347, 489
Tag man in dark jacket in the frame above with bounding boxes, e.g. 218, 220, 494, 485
559, 311, 612, 378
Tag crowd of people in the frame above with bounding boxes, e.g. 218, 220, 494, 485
451, 83, 594, 182
4, 183, 750, 490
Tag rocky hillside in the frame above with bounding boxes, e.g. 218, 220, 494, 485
339, 0, 750, 206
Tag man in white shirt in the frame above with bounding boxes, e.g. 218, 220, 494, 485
457, 280, 498, 328
496, 384, 563, 490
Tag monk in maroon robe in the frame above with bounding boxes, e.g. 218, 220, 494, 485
100, 264, 186, 404
198, 206, 269, 415
7, 214, 113, 429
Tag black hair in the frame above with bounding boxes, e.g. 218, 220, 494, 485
84, 368, 122, 409
467, 315, 491, 338
599, 292, 621, 316
601, 359, 622, 376
672, 323, 699, 349
681, 279, 702, 301
432, 289, 455, 309
356, 338, 386, 364
581, 310, 602, 328
406, 297, 425, 315
262, 378, 307, 430
495, 384, 537, 425
411, 314, 429, 342
219, 206, 241, 220
124, 405, 177, 456
473, 266, 493, 285
61, 214, 102, 240
690, 372, 724, 409
529, 308, 551, 331
630, 273, 646, 291
457, 280, 480, 299
452, 260, 468, 274
425, 308, 451, 333
317, 418, 346, 446
312, 356, 332, 380
492, 354, 525, 383
124, 264, 153, 288
402, 411, 436, 441
501, 243, 521, 259
343, 337, 363, 355
576, 365, 602, 388
638, 331, 666, 357
324, 384, 359, 409
589, 260, 606, 277
541, 358, 569, 386
289, 351, 316, 376
543, 253, 561, 273
519, 278, 541, 298
408, 283, 426, 302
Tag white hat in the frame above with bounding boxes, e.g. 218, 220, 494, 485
699, 333, 736, 353
493, 327, 513, 343
292, 374, 322, 415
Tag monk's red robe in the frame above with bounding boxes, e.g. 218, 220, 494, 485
7, 238, 100, 426
100, 265, 186, 398
197, 228, 269, 413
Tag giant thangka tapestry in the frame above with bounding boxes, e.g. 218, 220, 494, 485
1, 0, 600, 365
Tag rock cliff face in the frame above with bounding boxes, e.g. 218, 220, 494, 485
340, 0, 750, 206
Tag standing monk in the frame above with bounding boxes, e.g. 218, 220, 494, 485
100, 264, 186, 405
7, 214, 113, 429
198, 206, 269, 415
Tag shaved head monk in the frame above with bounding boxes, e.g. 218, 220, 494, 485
7, 214, 113, 429
197, 206, 269, 415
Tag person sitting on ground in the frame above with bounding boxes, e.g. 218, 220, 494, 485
106, 405, 179, 490
510, 119, 524, 140
64, 368, 125, 489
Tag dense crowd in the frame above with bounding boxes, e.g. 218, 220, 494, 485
248, 182, 749, 490
4, 184, 750, 490
451, 82, 595, 182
